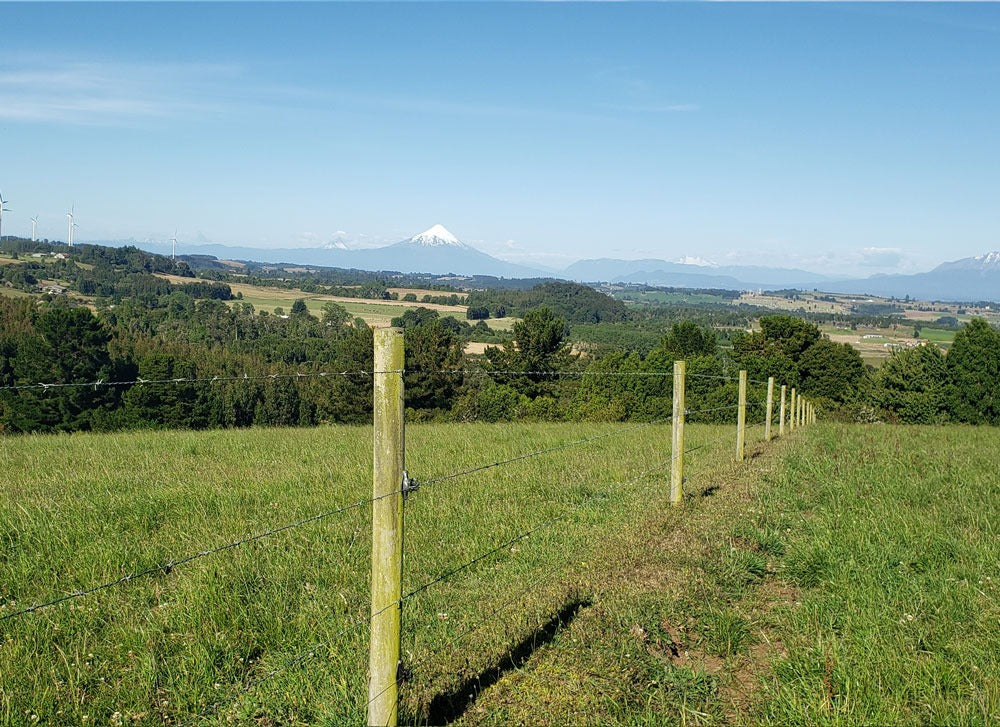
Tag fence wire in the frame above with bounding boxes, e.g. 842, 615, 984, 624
0, 369, 394, 393
1, 489, 397, 624
1, 356, 812, 722
0, 367, 782, 392
418, 417, 671, 490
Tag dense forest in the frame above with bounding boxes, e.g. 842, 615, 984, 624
0, 240, 998, 433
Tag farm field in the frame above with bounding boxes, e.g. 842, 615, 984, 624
461, 424, 1000, 725
152, 274, 516, 332
821, 325, 957, 365
3, 420, 996, 724
739, 292, 848, 315
0, 420, 734, 724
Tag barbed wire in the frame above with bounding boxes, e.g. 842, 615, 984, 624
0, 369, 399, 392
401, 513, 570, 605
418, 418, 672, 490
416, 368, 673, 378
0, 366, 792, 398
227, 461, 665, 720
412, 368, 776, 387
1, 368, 804, 723
202, 410, 807, 722
1, 489, 395, 624
202, 509, 576, 722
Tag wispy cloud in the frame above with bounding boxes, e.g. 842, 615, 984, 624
594, 102, 700, 113
590, 64, 699, 114
0, 58, 242, 125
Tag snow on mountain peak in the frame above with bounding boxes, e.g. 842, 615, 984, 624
974, 251, 1000, 268
675, 255, 718, 268
410, 224, 464, 247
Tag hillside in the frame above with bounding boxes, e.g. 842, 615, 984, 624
2, 422, 997, 723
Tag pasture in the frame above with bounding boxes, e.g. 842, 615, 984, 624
0, 420, 732, 724
2, 418, 997, 725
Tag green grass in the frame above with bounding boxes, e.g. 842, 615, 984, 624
618, 291, 727, 305
746, 425, 1000, 724
917, 327, 956, 344
3, 422, 997, 725
0, 421, 742, 724
459, 424, 1000, 726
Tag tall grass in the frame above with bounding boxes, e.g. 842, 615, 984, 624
1, 421, 734, 724
747, 425, 1000, 724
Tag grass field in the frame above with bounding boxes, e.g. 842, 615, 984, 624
459, 424, 1000, 725
2, 416, 997, 725
918, 327, 957, 344
1, 419, 736, 724
619, 291, 730, 306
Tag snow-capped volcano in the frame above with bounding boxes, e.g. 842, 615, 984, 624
933, 251, 1000, 272
407, 224, 467, 248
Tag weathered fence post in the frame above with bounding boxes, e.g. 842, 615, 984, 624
764, 376, 775, 442
736, 369, 747, 461
671, 359, 685, 506
790, 388, 797, 432
779, 384, 787, 437
370, 327, 405, 727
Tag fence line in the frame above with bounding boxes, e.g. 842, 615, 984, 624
368, 458, 674, 724
0, 369, 391, 392
203, 504, 590, 722
2, 346, 818, 723
0, 368, 781, 393
0, 404, 773, 626
0, 400, 778, 625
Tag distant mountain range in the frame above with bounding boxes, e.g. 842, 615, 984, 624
106, 226, 999, 303
821, 252, 1000, 302
562, 258, 831, 290
121, 224, 546, 279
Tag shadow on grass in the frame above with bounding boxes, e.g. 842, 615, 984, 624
420, 598, 591, 725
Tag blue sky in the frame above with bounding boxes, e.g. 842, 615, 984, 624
1, 2, 999, 275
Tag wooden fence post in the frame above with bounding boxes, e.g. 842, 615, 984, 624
736, 369, 747, 461
671, 359, 685, 506
779, 384, 786, 437
370, 327, 405, 727
790, 388, 797, 432
764, 376, 775, 442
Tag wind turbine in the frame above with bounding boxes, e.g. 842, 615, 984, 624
171, 229, 177, 261
66, 206, 76, 247
31, 216, 38, 242
0, 191, 10, 243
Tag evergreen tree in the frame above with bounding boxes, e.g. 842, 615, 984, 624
875, 344, 947, 423
945, 318, 1000, 424
485, 308, 576, 399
